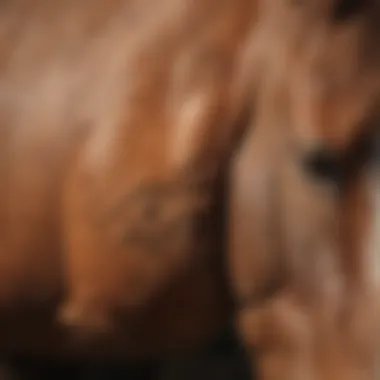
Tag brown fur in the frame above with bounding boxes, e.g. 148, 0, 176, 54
0, 0, 259, 359
0, 1, 379, 380
229, 1, 380, 379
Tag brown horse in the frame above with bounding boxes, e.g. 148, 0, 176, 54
0, 0, 378, 380
228, 0, 380, 379
0, 0, 258, 363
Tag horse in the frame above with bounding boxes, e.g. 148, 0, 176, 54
0, 0, 378, 379
0, 0, 259, 371
227, 0, 380, 379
